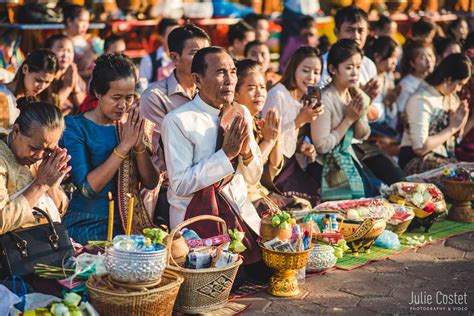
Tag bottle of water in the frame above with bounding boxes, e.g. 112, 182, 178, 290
296, 267, 306, 285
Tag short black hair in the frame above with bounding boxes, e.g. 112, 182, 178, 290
63, 4, 87, 25
243, 13, 267, 29
104, 34, 125, 52
433, 36, 461, 58
327, 39, 363, 77
334, 5, 369, 30
373, 15, 392, 32
412, 18, 436, 38
157, 18, 180, 36
44, 34, 73, 50
244, 40, 266, 57
228, 21, 254, 46
299, 15, 317, 31
167, 24, 210, 56
89, 54, 137, 96
191, 46, 228, 76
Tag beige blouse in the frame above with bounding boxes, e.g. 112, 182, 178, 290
311, 84, 371, 165
0, 139, 68, 234
401, 82, 459, 157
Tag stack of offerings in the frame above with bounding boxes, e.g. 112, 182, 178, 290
87, 228, 183, 316
262, 223, 311, 253
166, 215, 243, 314
259, 220, 312, 297
314, 198, 391, 254
105, 233, 167, 286
382, 182, 446, 231
180, 227, 243, 269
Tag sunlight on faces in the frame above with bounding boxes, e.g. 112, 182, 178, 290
331, 53, 363, 88
96, 77, 136, 122
171, 38, 210, 75
67, 10, 90, 37
454, 20, 469, 41
256, 19, 270, 43
22, 65, 55, 96
246, 44, 271, 72
300, 27, 319, 47
335, 20, 369, 49
235, 72, 267, 116
233, 31, 256, 57
11, 123, 63, 166
193, 52, 237, 108
445, 77, 470, 95
105, 40, 127, 55
294, 56, 322, 94
411, 47, 436, 78
50, 39, 74, 71
376, 49, 400, 74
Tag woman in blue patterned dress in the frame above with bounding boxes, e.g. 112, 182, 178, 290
61, 54, 159, 244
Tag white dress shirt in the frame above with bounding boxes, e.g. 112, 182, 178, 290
161, 94, 263, 232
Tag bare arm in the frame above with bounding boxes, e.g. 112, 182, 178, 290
85, 142, 131, 193
413, 126, 458, 156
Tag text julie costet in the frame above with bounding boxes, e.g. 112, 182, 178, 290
409, 291, 468, 306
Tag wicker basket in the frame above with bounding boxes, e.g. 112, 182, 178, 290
86, 270, 183, 316
166, 215, 243, 314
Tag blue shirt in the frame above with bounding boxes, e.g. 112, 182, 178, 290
61, 114, 124, 244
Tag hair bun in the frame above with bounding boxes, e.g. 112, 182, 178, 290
16, 96, 39, 111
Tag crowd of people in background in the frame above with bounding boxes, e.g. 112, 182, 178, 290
0, 4, 473, 273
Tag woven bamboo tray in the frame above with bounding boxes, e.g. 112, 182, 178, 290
86, 270, 183, 316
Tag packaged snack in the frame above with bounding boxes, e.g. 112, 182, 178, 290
186, 247, 214, 269
181, 228, 201, 247
211, 243, 239, 268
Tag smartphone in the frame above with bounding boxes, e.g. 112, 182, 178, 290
304, 86, 322, 109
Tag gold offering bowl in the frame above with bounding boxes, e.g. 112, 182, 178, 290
339, 218, 386, 254
260, 246, 311, 297
443, 179, 474, 223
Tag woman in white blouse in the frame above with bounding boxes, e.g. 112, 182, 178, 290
399, 53, 471, 175
396, 40, 436, 116
262, 46, 324, 204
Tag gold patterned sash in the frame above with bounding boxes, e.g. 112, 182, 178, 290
116, 118, 156, 234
